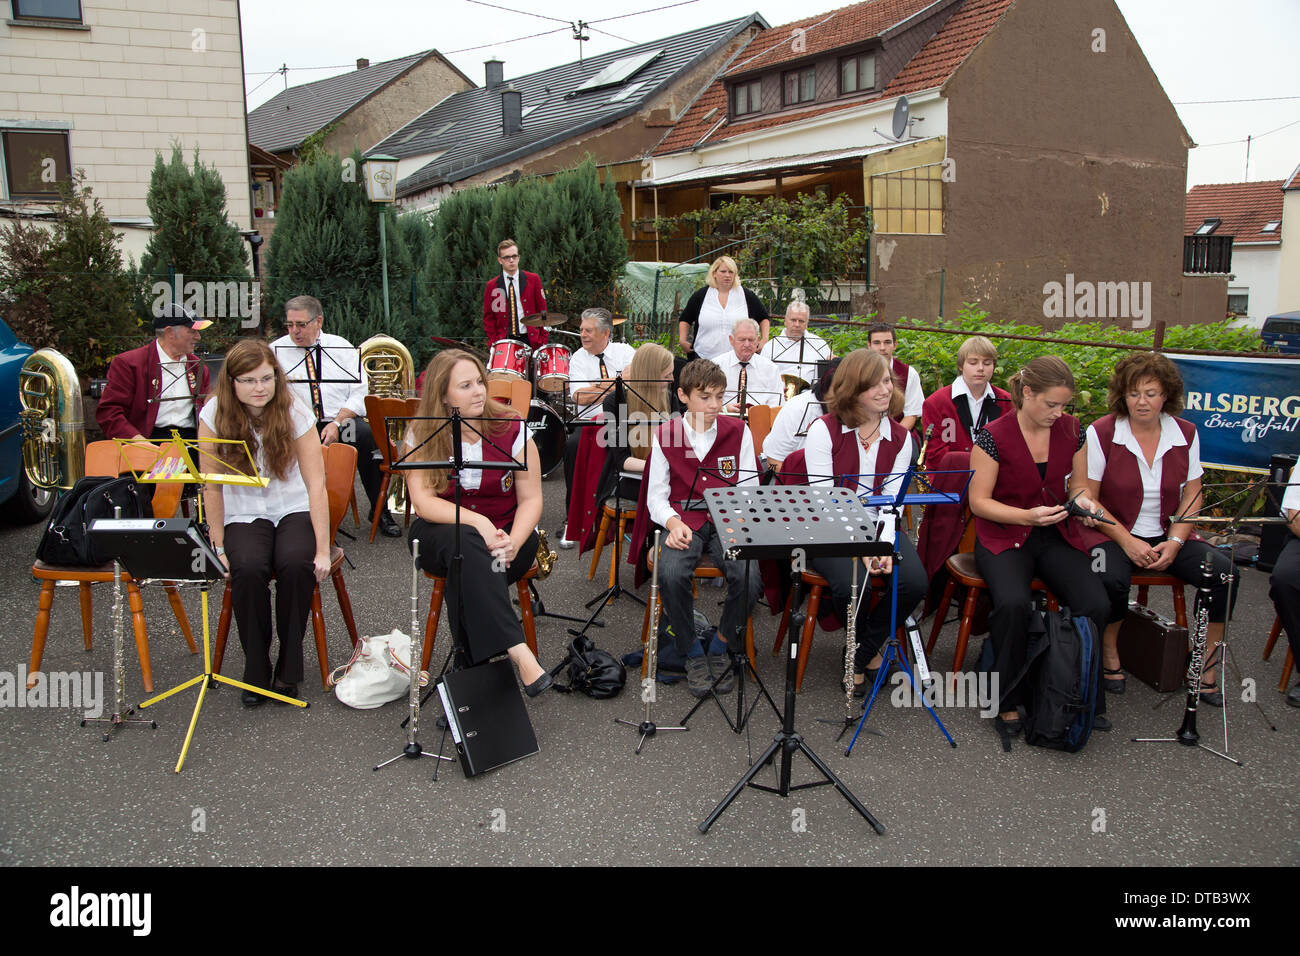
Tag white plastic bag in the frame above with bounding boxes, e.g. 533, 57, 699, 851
329, 629, 428, 709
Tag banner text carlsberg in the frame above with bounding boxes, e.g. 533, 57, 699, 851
1169, 355, 1300, 472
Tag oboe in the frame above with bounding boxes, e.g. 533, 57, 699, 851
1176, 553, 1216, 746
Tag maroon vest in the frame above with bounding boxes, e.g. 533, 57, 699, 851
1082, 414, 1197, 546
976, 412, 1086, 555
437, 419, 522, 531
817, 412, 907, 493
656, 414, 745, 531
921, 384, 1011, 467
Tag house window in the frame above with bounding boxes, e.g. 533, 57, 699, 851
1226, 294, 1249, 316
870, 163, 943, 235
1, 129, 72, 200
1194, 218, 1220, 236
840, 53, 876, 95
11, 0, 83, 21
732, 79, 762, 117
782, 68, 815, 106
1261, 220, 1281, 234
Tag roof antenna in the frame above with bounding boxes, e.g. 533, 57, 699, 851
571, 20, 589, 63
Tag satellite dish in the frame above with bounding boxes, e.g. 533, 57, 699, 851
891, 96, 910, 140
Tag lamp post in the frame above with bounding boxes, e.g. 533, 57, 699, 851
363, 153, 399, 323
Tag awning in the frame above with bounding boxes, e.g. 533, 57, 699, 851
638, 137, 940, 188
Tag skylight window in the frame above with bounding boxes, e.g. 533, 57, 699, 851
576, 49, 662, 92
1194, 218, 1220, 236
1262, 220, 1281, 233
609, 80, 646, 103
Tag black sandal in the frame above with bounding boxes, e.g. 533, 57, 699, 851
1103, 667, 1126, 694
994, 714, 1021, 752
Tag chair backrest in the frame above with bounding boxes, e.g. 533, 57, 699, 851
84, 439, 185, 519
365, 395, 420, 470
746, 405, 775, 457
509, 379, 532, 417
956, 505, 977, 554
487, 379, 512, 406
323, 442, 359, 541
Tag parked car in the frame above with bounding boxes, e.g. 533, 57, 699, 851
0, 317, 57, 524
1262, 311, 1300, 354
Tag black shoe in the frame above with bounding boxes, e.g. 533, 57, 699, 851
1287, 682, 1300, 708
378, 511, 402, 538
1103, 667, 1126, 694
271, 681, 298, 704
524, 671, 553, 698
241, 689, 266, 708
994, 714, 1022, 737
1198, 679, 1223, 708
1092, 714, 1112, 732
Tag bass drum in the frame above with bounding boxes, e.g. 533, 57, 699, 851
525, 399, 566, 478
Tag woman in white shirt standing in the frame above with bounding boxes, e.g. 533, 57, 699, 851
677, 256, 769, 361
199, 339, 331, 706
1084, 352, 1238, 705
802, 349, 928, 695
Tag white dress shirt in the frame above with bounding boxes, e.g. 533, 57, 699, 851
763, 391, 824, 463
153, 341, 196, 429
950, 375, 995, 442
568, 341, 635, 420
761, 330, 830, 386
646, 416, 758, 529
804, 416, 912, 544
1086, 413, 1202, 538
715, 350, 783, 408
270, 331, 367, 422
200, 395, 315, 526
900, 364, 924, 419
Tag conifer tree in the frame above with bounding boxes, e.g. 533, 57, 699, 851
139, 145, 249, 284
429, 186, 493, 343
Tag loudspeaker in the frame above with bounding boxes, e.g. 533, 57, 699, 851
437, 659, 538, 777
1259, 453, 1298, 572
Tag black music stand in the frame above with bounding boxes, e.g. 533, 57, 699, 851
765, 333, 830, 390
698, 485, 890, 834
385, 410, 536, 779
274, 343, 362, 423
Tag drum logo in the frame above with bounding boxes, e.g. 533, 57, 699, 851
501, 472, 513, 493
717, 456, 737, 480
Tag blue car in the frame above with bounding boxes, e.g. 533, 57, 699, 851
0, 317, 57, 524
1262, 311, 1300, 355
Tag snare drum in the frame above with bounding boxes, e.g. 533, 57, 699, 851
488, 338, 532, 381
533, 343, 571, 392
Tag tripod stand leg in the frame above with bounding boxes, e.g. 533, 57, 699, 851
698, 737, 782, 834
794, 738, 886, 833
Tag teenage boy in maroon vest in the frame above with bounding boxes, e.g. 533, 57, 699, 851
644, 359, 761, 697
867, 321, 924, 431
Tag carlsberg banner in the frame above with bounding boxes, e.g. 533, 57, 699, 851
1168, 355, 1300, 472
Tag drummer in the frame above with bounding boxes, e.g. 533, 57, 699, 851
761, 300, 831, 389
559, 308, 635, 548
483, 238, 549, 351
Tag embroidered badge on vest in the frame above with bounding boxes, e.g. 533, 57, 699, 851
717, 455, 737, 480
501, 471, 513, 493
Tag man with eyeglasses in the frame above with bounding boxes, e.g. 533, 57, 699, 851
97, 302, 212, 443
483, 238, 549, 349
269, 294, 400, 537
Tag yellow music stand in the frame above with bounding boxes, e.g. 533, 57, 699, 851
129, 432, 307, 773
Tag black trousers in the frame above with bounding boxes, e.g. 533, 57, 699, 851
656, 521, 761, 657
809, 534, 927, 670
1270, 537, 1300, 664
1094, 536, 1239, 625
327, 418, 385, 517
224, 512, 316, 688
975, 526, 1110, 713
408, 517, 538, 666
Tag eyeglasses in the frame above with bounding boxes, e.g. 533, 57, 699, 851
234, 374, 276, 387
286, 320, 318, 330
499, 254, 520, 260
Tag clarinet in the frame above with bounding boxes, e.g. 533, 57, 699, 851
1176, 553, 1215, 746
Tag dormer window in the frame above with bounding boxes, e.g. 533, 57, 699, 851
782, 67, 816, 106
732, 79, 762, 117
840, 53, 876, 95
1194, 218, 1220, 236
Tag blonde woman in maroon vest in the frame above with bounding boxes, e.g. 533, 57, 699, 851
969, 356, 1110, 739
404, 350, 552, 697
1083, 352, 1237, 705
803, 349, 928, 695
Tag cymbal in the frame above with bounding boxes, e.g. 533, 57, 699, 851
611, 314, 628, 326
522, 311, 568, 328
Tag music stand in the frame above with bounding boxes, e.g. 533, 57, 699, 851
128, 434, 307, 773
765, 333, 830, 390
275, 343, 362, 422
697, 485, 889, 834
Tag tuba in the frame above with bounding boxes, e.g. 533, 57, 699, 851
359, 335, 415, 515
19, 348, 85, 491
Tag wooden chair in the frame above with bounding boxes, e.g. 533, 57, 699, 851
746, 404, 775, 459
420, 565, 540, 672
28, 440, 197, 694
488, 378, 531, 418
636, 550, 756, 679
212, 443, 362, 690
364, 395, 418, 543
1130, 574, 1188, 628
587, 497, 638, 586
1262, 615, 1293, 692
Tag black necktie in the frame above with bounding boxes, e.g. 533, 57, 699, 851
738, 362, 749, 404
305, 346, 325, 422
596, 352, 608, 378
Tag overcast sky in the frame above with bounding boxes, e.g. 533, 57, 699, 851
240, 0, 1300, 188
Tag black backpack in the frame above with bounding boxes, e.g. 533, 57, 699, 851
555, 636, 626, 699
36, 476, 144, 567
1022, 607, 1100, 753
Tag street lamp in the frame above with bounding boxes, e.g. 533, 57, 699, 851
362, 153, 399, 323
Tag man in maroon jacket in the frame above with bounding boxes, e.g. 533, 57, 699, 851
482, 238, 549, 349
96, 303, 212, 442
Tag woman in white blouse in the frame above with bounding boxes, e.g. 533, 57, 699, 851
677, 256, 770, 361
199, 339, 330, 706
802, 349, 928, 695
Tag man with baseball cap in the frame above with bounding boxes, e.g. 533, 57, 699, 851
97, 302, 212, 442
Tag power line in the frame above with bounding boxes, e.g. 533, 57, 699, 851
1175, 94, 1300, 105
1197, 116, 1300, 148
590, 0, 700, 24
460, 0, 571, 24
588, 25, 634, 44
445, 25, 571, 54
244, 68, 283, 98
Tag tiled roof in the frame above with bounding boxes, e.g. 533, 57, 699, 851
384, 15, 766, 196
653, 0, 1013, 156
1184, 181, 1285, 245
248, 51, 442, 154
1284, 161, 1300, 191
